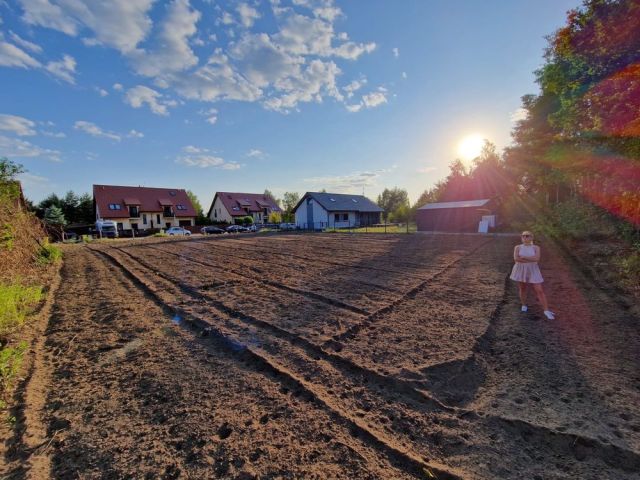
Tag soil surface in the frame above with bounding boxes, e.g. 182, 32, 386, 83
3, 233, 640, 479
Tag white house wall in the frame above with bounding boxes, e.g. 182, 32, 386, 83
101, 213, 194, 230
295, 198, 328, 228
209, 196, 234, 223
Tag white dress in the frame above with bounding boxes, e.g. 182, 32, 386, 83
510, 244, 544, 284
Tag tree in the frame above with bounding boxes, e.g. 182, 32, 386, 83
60, 190, 79, 223
76, 193, 94, 224
44, 205, 66, 226
268, 211, 282, 224
376, 187, 409, 221
0, 157, 24, 182
187, 190, 210, 225
263, 189, 279, 206
242, 215, 253, 226
281, 192, 300, 222
36, 193, 62, 219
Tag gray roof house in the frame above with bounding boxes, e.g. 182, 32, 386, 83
293, 192, 383, 229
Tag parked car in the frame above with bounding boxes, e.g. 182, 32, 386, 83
201, 226, 226, 235
166, 227, 191, 236
246, 224, 259, 232
279, 223, 297, 230
226, 225, 248, 233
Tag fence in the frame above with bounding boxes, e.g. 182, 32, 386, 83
297, 221, 417, 234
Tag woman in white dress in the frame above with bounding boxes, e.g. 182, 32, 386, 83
510, 231, 555, 319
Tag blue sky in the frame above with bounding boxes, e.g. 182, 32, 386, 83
0, 0, 578, 207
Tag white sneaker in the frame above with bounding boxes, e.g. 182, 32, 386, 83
544, 310, 555, 320
521, 305, 528, 312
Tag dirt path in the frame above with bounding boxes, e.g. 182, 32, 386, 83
3, 234, 640, 479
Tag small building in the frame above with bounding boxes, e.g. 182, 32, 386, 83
207, 192, 281, 224
293, 192, 383, 229
416, 198, 498, 232
93, 184, 197, 232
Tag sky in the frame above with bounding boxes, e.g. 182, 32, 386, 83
0, 0, 579, 208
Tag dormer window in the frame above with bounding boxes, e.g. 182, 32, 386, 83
129, 206, 140, 217
163, 206, 174, 217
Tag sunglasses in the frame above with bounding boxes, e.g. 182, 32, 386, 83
521, 234, 532, 238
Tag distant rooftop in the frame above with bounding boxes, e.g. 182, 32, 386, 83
418, 199, 491, 210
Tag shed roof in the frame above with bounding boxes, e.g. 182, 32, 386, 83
418, 199, 491, 210
93, 184, 196, 218
295, 192, 383, 213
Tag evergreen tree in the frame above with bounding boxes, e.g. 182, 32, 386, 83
44, 205, 66, 226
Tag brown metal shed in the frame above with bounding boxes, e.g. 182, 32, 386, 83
416, 198, 497, 232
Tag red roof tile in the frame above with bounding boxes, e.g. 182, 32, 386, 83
208, 192, 281, 217
93, 184, 197, 219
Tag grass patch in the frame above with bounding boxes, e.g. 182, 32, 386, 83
36, 240, 62, 266
0, 283, 43, 340
0, 341, 27, 392
326, 223, 417, 234
153, 232, 168, 237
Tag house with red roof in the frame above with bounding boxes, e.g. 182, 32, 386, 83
207, 192, 281, 224
93, 184, 197, 232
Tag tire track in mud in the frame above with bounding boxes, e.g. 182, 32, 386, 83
194, 236, 435, 280
323, 238, 495, 350
95, 243, 640, 477
90, 246, 465, 480
140, 243, 371, 316
87, 239, 640, 478
185, 241, 410, 294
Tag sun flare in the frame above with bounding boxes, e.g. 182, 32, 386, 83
457, 134, 485, 161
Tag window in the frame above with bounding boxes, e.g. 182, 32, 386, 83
176, 204, 187, 210
129, 206, 139, 217
156, 214, 161, 224
142, 214, 147, 224
343, 213, 349, 221
214, 210, 217, 218
131, 223, 138, 230
334, 213, 341, 223
163, 206, 174, 217
117, 222, 124, 230
108, 203, 121, 210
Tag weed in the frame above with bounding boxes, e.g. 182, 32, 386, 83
0, 283, 43, 340
36, 240, 62, 265
0, 341, 28, 391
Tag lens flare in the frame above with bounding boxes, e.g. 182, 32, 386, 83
457, 134, 484, 161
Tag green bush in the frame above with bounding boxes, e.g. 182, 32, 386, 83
0, 283, 43, 340
153, 232, 168, 237
36, 240, 62, 265
619, 251, 640, 288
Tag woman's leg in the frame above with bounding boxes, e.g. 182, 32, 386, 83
532, 283, 550, 311
518, 282, 528, 306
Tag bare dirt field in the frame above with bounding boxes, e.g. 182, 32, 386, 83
4, 233, 640, 479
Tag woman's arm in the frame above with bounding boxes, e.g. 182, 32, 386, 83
513, 245, 520, 262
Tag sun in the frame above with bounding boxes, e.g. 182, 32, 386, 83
457, 134, 485, 162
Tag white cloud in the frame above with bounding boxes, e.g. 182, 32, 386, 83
219, 11, 234, 25
113, 82, 124, 91
343, 78, 366, 98
198, 107, 218, 125
0, 135, 61, 161
304, 169, 384, 192
510, 107, 529, 122
0, 36, 41, 69
8, 31, 43, 53
45, 54, 76, 83
263, 59, 342, 112
127, 129, 144, 138
124, 85, 174, 116
246, 148, 265, 158
18, 0, 155, 54
128, 0, 200, 77
176, 149, 240, 169
96, 87, 109, 97
74, 120, 121, 141
392, 47, 399, 58
362, 90, 387, 108
237, 3, 260, 28
417, 166, 437, 174
41, 130, 66, 138
401, 71, 407, 79
345, 103, 362, 113
0, 114, 36, 136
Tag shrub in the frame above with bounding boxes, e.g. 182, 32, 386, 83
153, 232, 168, 237
36, 240, 62, 266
